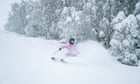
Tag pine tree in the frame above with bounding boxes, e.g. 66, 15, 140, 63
25, 1, 46, 37
5, 0, 34, 34
110, 13, 139, 66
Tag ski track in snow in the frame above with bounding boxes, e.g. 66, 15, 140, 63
0, 30, 140, 84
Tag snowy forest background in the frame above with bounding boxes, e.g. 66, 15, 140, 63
5, 0, 140, 66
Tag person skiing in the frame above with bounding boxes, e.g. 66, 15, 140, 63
59, 38, 78, 55
52, 38, 79, 62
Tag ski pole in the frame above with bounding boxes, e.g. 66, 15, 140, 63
54, 49, 59, 54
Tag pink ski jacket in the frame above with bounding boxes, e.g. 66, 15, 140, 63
61, 43, 78, 53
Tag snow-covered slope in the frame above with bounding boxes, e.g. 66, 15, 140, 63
0, 30, 140, 84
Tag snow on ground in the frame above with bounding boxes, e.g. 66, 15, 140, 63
0, 30, 140, 84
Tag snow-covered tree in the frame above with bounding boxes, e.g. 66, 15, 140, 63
25, 1, 46, 37
5, 0, 34, 34
63, 0, 86, 10
39, 0, 63, 39
110, 13, 139, 66
134, 0, 140, 15
118, 0, 138, 16
58, 7, 83, 41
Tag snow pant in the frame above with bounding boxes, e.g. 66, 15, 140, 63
55, 50, 77, 60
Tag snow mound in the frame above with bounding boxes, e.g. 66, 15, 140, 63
0, 31, 140, 84
72, 41, 114, 66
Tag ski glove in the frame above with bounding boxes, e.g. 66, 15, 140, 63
59, 48, 62, 51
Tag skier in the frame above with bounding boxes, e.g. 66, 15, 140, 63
52, 38, 79, 62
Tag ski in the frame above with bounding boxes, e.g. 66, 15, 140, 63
51, 57, 67, 63
60, 59, 67, 63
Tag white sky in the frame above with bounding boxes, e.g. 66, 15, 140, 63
0, 0, 20, 30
